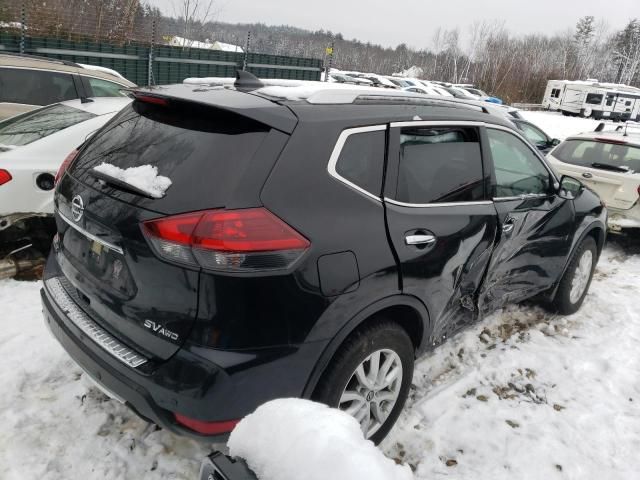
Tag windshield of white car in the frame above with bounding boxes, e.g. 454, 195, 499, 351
553, 139, 640, 173
0, 104, 95, 147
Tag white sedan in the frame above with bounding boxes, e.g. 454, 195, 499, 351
546, 126, 640, 232
0, 97, 132, 232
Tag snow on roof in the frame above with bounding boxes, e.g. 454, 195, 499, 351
78, 63, 126, 80
228, 399, 413, 480
166, 36, 243, 52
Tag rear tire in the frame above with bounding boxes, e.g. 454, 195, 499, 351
550, 237, 597, 314
312, 320, 414, 445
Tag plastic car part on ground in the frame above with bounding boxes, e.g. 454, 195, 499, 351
226, 399, 413, 480
200, 452, 257, 480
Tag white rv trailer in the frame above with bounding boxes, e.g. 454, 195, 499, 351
542, 80, 640, 120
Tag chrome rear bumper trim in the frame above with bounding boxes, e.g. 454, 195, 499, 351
45, 277, 148, 368
57, 210, 124, 255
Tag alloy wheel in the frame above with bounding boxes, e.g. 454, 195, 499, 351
570, 249, 593, 304
338, 349, 403, 439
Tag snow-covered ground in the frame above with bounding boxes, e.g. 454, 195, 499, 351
520, 110, 602, 140
1, 112, 639, 480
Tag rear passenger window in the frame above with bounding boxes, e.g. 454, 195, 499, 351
0, 68, 77, 105
334, 129, 385, 196
395, 126, 484, 204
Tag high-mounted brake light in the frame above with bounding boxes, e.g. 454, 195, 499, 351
133, 94, 169, 106
595, 137, 628, 145
174, 413, 240, 435
142, 208, 310, 273
0, 169, 11, 186
55, 149, 79, 185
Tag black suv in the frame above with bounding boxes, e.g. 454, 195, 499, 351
42, 74, 606, 444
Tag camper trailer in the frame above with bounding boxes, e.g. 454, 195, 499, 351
542, 80, 640, 120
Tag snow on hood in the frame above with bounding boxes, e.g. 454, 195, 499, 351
228, 399, 413, 480
92, 163, 172, 199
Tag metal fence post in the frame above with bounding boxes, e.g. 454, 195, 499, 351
20, 2, 26, 54
324, 38, 334, 81
148, 17, 156, 86
243, 31, 251, 71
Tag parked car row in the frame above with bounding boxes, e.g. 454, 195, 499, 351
328, 70, 504, 104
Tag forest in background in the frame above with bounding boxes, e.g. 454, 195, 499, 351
1, 0, 639, 103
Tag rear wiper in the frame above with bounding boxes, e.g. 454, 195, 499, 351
590, 162, 630, 173
90, 169, 156, 199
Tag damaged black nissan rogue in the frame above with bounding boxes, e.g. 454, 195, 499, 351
41, 73, 606, 444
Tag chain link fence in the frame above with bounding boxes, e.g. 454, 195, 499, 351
0, 1, 323, 86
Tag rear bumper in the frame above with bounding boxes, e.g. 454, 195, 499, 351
41, 272, 328, 441
607, 205, 640, 231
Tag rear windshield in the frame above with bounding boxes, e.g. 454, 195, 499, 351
0, 104, 94, 147
69, 100, 271, 212
553, 139, 640, 173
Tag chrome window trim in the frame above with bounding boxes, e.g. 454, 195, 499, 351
327, 125, 387, 202
58, 210, 124, 255
390, 120, 487, 128
45, 277, 148, 368
492, 193, 549, 202
385, 198, 493, 208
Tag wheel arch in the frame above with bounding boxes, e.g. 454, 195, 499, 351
301, 294, 432, 398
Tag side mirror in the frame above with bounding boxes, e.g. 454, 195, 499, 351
550, 138, 561, 147
558, 175, 583, 200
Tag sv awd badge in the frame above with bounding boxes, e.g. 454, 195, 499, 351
144, 320, 179, 341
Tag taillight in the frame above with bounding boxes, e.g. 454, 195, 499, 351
55, 149, 79, 185
0, 169, 11, 186
174, 413, 240, 435
142, 208, 310, 272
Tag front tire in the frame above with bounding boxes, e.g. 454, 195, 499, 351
551, 236, 597, 314
312, 320, 414, 444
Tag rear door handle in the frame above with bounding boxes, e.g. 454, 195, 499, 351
405, 234, 436, 246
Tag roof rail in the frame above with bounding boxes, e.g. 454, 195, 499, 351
304, 88, 485, 112
0, 51, 81, 68
593, 120, 640, 136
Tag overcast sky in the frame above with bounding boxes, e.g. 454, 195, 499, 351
151, 0, 638, 49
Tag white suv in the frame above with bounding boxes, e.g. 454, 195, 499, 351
546, 124, 640, 232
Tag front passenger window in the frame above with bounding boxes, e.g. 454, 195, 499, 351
488, 128, 551, 198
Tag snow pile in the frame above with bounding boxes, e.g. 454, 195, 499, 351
228, 399, 413, 480
78, 64, 126, 80
93, 163, 171, 199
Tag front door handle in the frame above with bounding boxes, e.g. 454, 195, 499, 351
502, 220, 515, 234
405, 234, 436, 246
